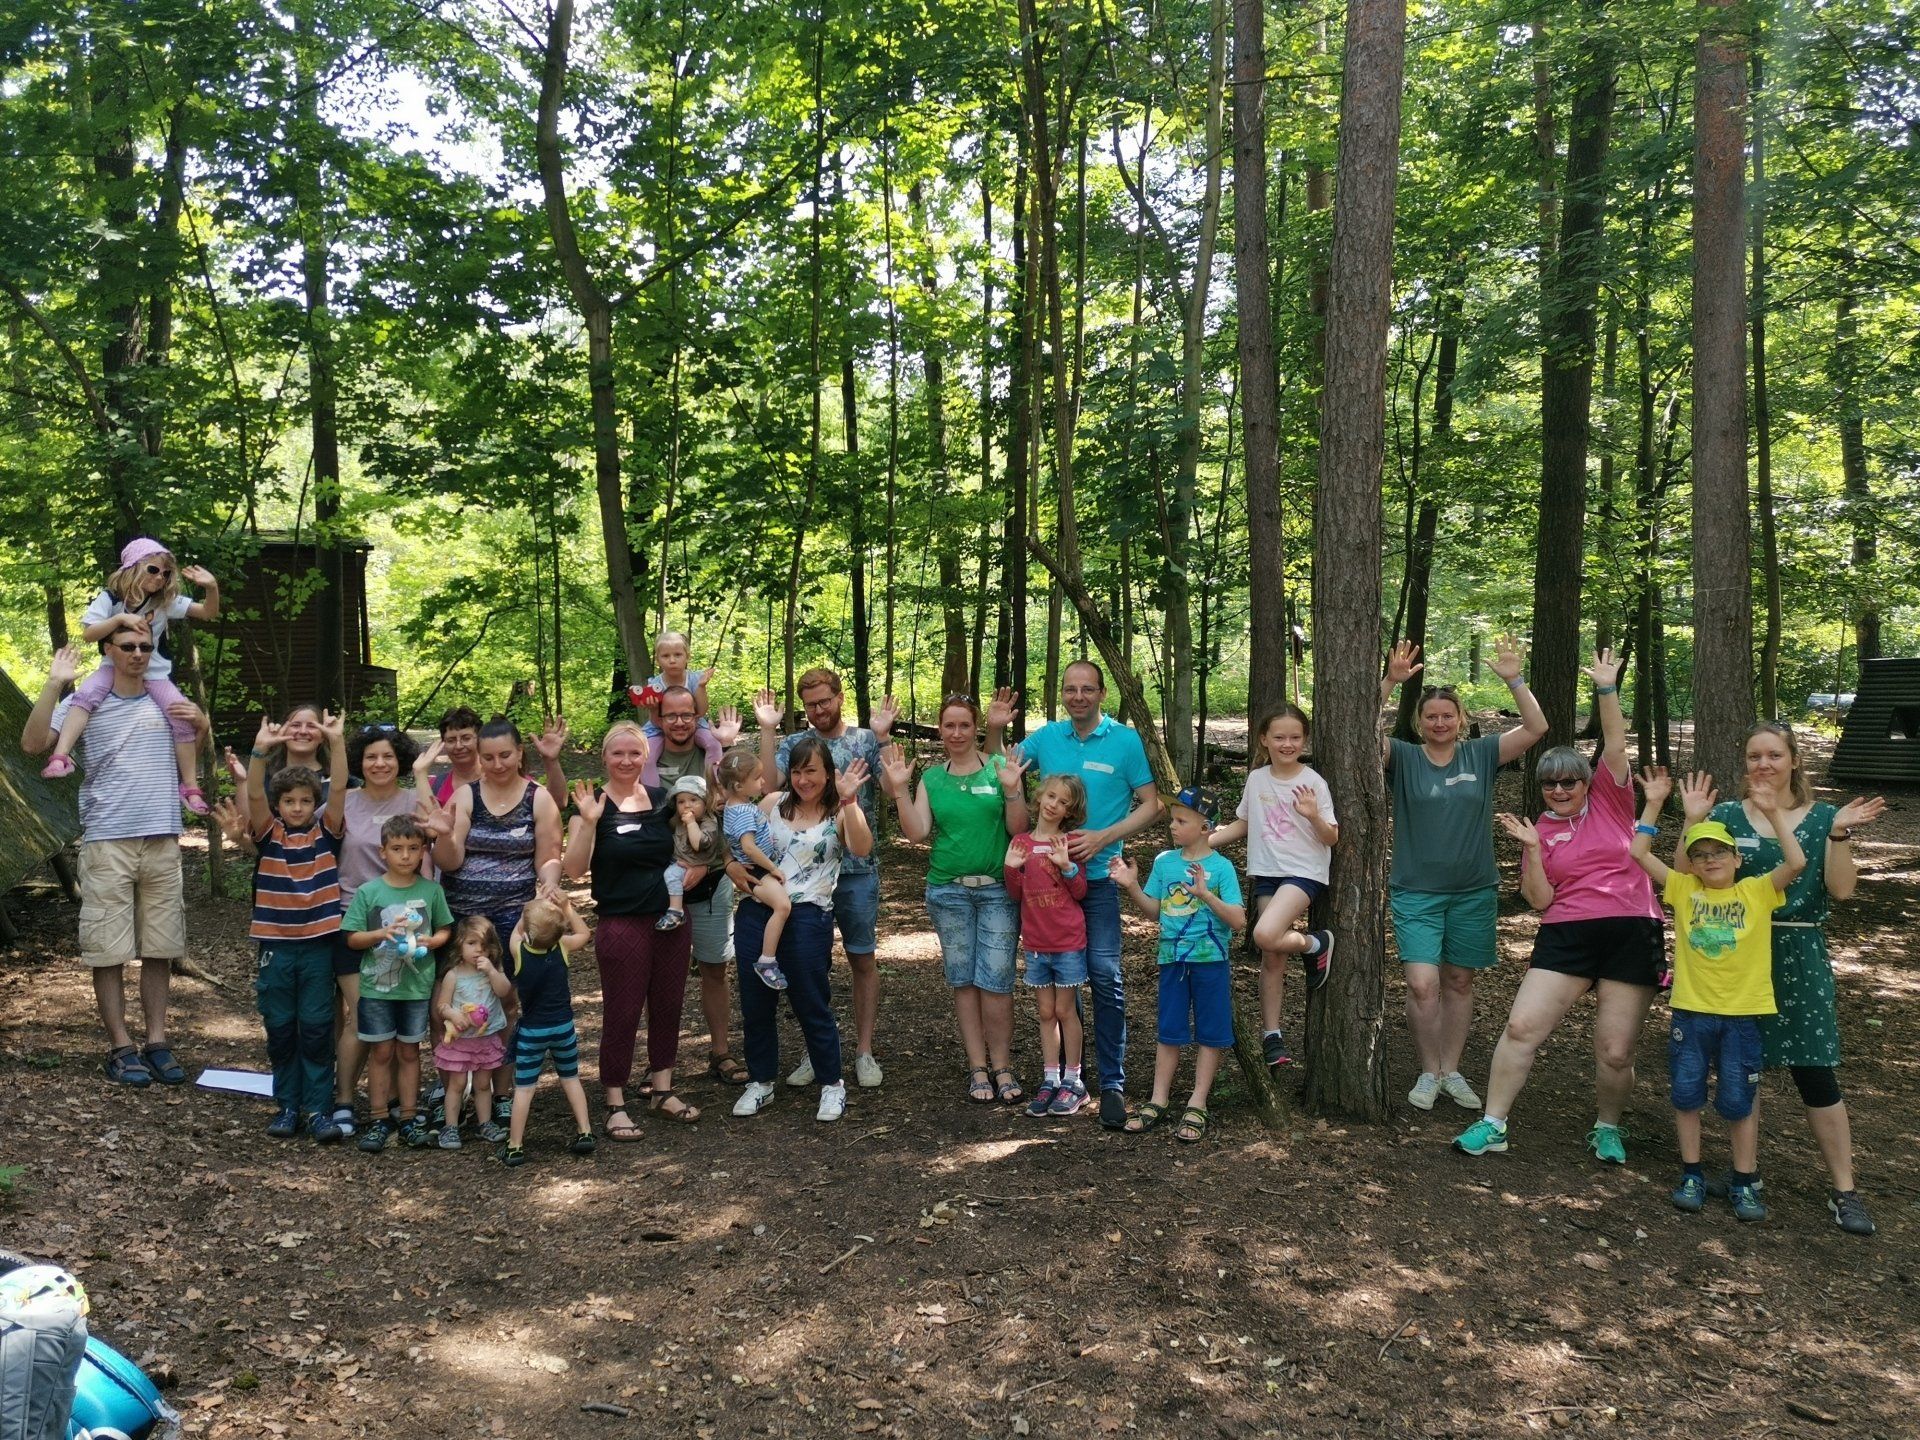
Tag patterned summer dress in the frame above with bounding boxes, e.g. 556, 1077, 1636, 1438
1712, 799, 1840, 1068
442, 779, 539, 968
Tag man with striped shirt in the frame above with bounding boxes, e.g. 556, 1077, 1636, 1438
245, 709, 350, 1140
22, 643, 207, 1087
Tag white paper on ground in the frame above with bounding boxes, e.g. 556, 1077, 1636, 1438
194, 1068, 276, 1098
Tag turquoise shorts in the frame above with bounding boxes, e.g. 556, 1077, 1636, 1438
1390, 886, 1499, 969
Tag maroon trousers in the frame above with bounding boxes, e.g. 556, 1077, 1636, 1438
594, 914, 692, 1089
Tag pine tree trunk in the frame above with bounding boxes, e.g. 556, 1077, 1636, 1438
1302, 0, 1406, 1123
1833, 278, 1880, 666
1750, 49, 1781, 718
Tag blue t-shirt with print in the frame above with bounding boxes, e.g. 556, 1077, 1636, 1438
1144, 849, 1241, 965
1021, 715, 1156, 880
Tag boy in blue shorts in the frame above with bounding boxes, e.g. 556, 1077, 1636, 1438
344, 815, 454, 1152
1630, 769, 1804, 1221
1111, 788, 1245, 1142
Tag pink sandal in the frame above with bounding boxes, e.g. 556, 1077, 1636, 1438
179, 785, 210, 815
40, 755, 76, 779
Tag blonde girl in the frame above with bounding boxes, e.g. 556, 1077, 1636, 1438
1207, 706, 1339, 1069
715, 748, 791, 991
41, 537, 220, 813
1004, 773, 1091, 1116
431, 916, 513, 1146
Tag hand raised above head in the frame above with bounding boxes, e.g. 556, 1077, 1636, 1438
998, 747, 1032, 793
1385, 641, 1423, 685
753, 688, 783, 729
712, 705, 743, 749
872, 694, 901, 740
986, 687, 1022, 731
534, 716, 569, 761
48, 646, 82, 687
835, 757, 871, 805
1637, 765, 1672, 807
1832, 795, 1886, 832
1584, 648, 1623, 690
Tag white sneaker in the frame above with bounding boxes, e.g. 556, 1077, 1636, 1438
1440, 1072, 1483, 1109
1408, 1072, 1441, 1110
732, 1081, 776, 1117
854, 1052, 883, 1088
786, 1057, 815, 1087
816, 1081, 847, 1122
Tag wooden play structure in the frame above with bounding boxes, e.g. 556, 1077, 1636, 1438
1829, 657, 1920, 785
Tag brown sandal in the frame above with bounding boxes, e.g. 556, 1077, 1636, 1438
649, 1091, 701, 1124
707, 1054, 749, 1086
604, 1108, 644, 1141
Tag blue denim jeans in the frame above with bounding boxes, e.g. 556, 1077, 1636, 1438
924, 882, 1020, 994
735, 898, 842, 1086
1080, 877, 1126, 1092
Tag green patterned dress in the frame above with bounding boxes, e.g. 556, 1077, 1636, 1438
1712, 799, 1841, 1069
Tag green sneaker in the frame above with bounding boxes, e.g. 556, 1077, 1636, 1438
1586, 1123, 1627, 1165
1452, 1117, 1509, 1156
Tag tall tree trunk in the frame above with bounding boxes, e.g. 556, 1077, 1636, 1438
1833, 275, 1879, 666
1529, 0, 1617, 770
786, 15, 827, 707
1749, 48, 1781, 717
838, 152, 872, 725
1004, 142, 1033, 728
1394, 307, 1458, 740
1303, 0, 1406, 1124
536, 0, 649, 688
908, 181, 971, 698
1236, 0, 1285, 742
1688, 0, 1755, 784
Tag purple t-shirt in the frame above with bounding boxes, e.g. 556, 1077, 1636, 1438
1534, 761, 1660, 924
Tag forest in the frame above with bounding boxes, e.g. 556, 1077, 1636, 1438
4, 0, 1915, 768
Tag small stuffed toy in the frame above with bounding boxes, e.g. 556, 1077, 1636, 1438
627, 681, 664, 711
443, 1001, 492, 1044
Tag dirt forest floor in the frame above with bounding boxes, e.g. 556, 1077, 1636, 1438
3, 734, 1918, 1440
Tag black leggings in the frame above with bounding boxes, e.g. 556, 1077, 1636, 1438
1789, 1065, 1844, 1109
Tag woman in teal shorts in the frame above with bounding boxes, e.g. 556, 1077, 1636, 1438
1381, 638, 1547, 1111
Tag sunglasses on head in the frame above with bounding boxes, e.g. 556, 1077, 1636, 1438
144, 564, 172, 578
358, 722, 399, 736
114, 641, 156, 654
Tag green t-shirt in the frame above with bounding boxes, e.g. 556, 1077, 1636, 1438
924, 756, 1014, 885
343, 876, 454, 1000
1388, 735, 1502, 894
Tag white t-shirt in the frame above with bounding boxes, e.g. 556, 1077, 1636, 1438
82, 591, 192, 679
50, 692, 183, 842
1236, 764, 1337, 883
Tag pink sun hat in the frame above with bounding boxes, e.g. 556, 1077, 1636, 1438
118, 537, 171, 570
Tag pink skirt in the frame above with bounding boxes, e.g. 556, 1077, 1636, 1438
434, 1032, 506, 1073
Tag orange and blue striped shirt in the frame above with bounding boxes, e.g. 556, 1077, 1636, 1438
250, 815, 344, 943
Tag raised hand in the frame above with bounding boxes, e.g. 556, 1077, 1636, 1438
712, 705, 743, 749
180, 563, 216, 588
1679, 770, 1718, 824
878, 742, 912, 793
534, 716, 570, 761
998, 746, 1032, 794
48, 646, 81, 688
569, 779, 605, 823
1108, 853, 1137, 889
1832, 795, 1887, 831
1291, 787, 1323, 822
211, 797, 248, 845
1584, 648, 1623, 690
1185, 860, 1212, 897
753, 688, 783, 730
1385, 641, 1424, 686
986, 687, 1021, 732
836, 757, 871, 806
1489, 635, 1527, 682
1004, 839, 1030, 871
872, 694, 901, 740
414, 791, 454, 838
319, 709, 346, 743
1497, 812, 1541, 848
1048, 839, 1072, 871
1638, 765, 1672, 808
413, 736, 444, 774
223, 746, 247, 784
254, 715, 285, 752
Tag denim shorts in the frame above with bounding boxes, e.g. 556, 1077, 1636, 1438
1157, 961, 1234, 1048
1391, 886, 1500, 969
1024, 949, 1088, 988
1669, 1009, 1763, 1120
357, 995, 430, 1045
925, 882, 1020, 994
834, 868, 881, 955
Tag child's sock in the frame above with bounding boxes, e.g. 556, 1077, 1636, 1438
1300, 933, 1324, 955
1043, 1065, 1061, 1086
1263, 1028, 1283, 1042
1064, 1065, 1082, 1087
1683, 1161, 1704, 1180
1730, 1170, 1758, 1187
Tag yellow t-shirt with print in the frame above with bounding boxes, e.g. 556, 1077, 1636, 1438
1661, 872, 1782, 1017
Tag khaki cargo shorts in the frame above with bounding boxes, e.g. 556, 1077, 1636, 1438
78, 838, 186, 967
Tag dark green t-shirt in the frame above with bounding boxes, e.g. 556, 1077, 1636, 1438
1388, 734, 1502, 893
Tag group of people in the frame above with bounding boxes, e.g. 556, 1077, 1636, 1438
18, 540, 1891, 1229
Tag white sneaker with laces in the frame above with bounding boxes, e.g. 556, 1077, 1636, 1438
816, 1081, 847, 1122
786, 1057, 815, 1087
1408, 1072, 1441, 1110
1440, 1072, 1483, 1109
733, 1081, 777, 1117
854, 1052, 884, 1088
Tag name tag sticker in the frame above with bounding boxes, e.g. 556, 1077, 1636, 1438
1736, 836, 1761, 851
1444, 773, 1478, 786
616, 823, 643, 835
1083, 761, 1116, 775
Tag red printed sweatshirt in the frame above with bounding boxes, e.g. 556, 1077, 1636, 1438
1003, 831, 1090, 954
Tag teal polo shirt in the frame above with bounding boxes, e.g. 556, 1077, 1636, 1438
1021, 714, 1155, 879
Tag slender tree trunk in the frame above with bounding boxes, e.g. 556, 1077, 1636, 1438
882, 131, 902, 697
1689, 0, 1755, 783
1303, 0, 1406, 1123
907, 181, 971, 698
786, 15, 828, 707
1750, 48, 1781, 718
536, 0, 648, 688
1529, 0, 1617, 770
1236, 0, 1285, 745
1394, 308, 1458, 740
1004, 142, 1033, 728
1832, 269, 1879, 666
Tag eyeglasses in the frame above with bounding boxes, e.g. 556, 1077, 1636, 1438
143, 564, 173, 578
113, 641, 156, 654
1540, 778, 1583, 792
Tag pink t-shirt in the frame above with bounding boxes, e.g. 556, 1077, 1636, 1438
1534, 762, 1660, 924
